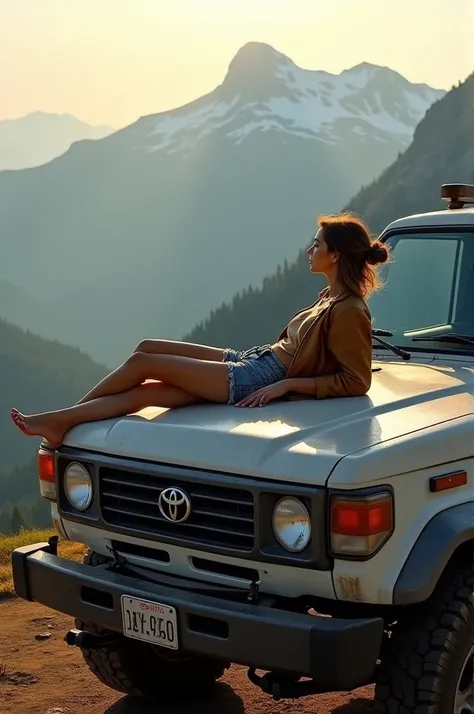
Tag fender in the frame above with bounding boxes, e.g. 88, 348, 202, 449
393, 502, 474, 605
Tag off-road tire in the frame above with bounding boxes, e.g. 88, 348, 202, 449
375, 557, 473, 714
74, 549, 230, 701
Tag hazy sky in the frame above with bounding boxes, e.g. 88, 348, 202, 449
1, 0, 472, 128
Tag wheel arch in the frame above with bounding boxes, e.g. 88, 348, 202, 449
393, 502, 473, 606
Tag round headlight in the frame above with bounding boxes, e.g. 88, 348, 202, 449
272, 497, 311, 553
64, 462, 93, 511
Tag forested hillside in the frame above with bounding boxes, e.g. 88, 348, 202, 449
185, 74, 473, 349
0, 458, 50, 535
0, 318, 107, 532
345, 73, 473, 230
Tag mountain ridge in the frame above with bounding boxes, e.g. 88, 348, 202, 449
121, 43, 444, 156
0, 43, 446, 365
0, 111, 114, 171
224, 43, 444, 93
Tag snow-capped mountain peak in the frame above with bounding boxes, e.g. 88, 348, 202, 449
125, 42, 445, 155
220, 41, 296, 98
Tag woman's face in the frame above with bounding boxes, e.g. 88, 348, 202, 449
306, 228, 337, 275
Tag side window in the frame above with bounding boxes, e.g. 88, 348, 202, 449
454, 241, 474, 325
369, 237, 460, 332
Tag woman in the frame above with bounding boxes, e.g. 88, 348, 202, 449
11, 213, 388, 447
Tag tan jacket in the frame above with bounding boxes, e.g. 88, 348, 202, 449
277, 288, 373, 399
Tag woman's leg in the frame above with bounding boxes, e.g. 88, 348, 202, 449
75, 352, 229, 404
134, 339, 225, 361
11, 353, 230, 444
11, 382, 201, 447
76, 340, 225, 405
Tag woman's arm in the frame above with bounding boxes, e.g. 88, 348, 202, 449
287, 306, 373, 399
283, 378, 319, 395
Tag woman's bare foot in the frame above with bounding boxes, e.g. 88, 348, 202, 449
10, 409, 65, 448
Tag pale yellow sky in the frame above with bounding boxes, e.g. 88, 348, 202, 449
1, 0, 472, 128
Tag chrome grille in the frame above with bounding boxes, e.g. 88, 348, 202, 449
99, 467, 255, 552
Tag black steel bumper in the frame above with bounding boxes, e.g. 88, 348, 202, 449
12, 542, 383, 692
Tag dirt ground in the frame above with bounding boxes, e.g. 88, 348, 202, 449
0, 598, 375, 714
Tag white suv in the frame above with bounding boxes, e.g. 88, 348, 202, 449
13, 184, 474, 714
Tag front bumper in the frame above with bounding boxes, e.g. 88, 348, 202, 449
12, 542, 383, 692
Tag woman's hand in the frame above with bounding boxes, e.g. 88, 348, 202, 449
236, 380, 290, 408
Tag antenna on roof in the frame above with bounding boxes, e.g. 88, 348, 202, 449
441, 184, 474, 210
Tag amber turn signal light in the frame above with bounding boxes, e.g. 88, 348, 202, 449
429, 471, 467, 493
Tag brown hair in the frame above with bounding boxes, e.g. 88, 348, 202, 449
317, 212, 389, 298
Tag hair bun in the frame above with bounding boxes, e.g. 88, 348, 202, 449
366, 240, 389, 266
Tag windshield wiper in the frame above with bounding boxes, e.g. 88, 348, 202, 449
411, 333, 474, 346
372, 329, 411, 361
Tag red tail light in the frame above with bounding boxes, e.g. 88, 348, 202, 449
330, 491, 394, 557
38, 448, 56, 499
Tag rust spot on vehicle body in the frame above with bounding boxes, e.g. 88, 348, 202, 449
337, 576, 363, 601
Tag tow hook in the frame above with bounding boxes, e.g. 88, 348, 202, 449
48, 535, 59, 556
247, 668, 325, 701
105, 544, 128, 571
247, 579, 261, 604
64, 628, 120, 650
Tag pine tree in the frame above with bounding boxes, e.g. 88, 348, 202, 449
10, 506, 26, 535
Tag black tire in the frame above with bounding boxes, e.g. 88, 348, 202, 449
375, 556, 473, 714
75, 549, 230, 702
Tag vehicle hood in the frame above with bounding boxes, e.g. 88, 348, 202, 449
62, 360, 474, 485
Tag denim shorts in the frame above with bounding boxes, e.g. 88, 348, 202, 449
222, 344, 288, 405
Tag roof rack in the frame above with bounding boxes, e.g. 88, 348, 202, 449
441, 183, 474, 210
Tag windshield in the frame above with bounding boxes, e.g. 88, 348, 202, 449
368, 229, 474, 354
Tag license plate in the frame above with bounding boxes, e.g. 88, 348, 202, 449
121, 595, 179, 650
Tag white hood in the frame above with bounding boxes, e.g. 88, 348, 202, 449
63, 360, 474, 486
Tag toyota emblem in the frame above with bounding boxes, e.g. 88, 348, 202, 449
158, 487, 192, 523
